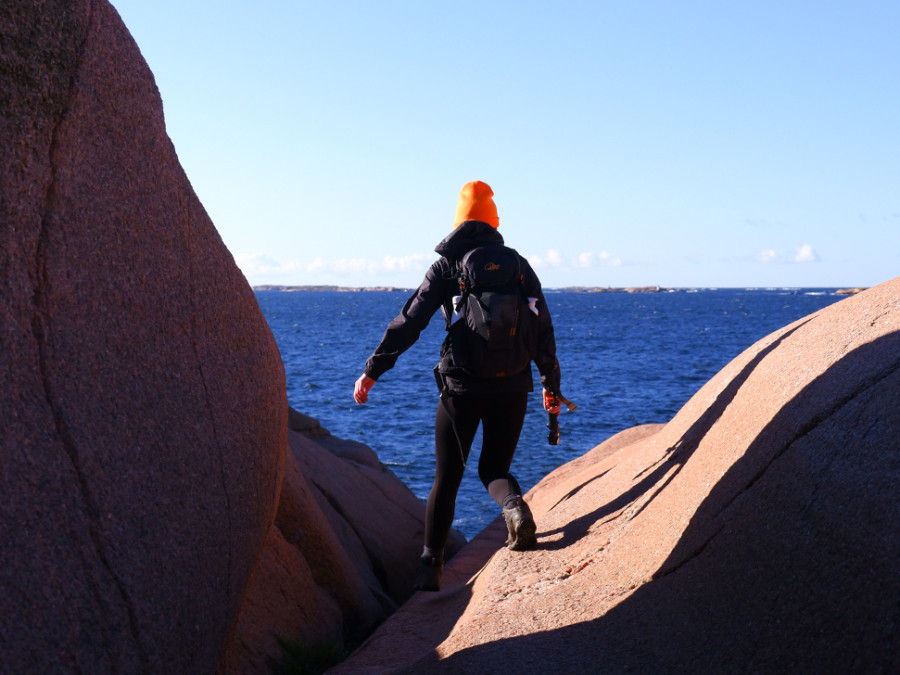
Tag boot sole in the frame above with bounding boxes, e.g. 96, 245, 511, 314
509, 517, 537, 551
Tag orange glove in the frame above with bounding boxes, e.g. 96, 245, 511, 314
543, 389, 561, 414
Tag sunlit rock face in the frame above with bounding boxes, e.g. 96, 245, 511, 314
1, 1, 286, 671
334, 277, 900, 674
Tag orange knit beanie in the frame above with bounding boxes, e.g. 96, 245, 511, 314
453, 180, 499, 229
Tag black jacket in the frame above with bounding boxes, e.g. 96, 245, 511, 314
364, 220, 561, 395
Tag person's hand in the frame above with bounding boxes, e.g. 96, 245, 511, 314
354, 374, 376, 404
542, 389, 561, 414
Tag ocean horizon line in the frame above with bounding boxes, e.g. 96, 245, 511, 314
252, 284, 867, 295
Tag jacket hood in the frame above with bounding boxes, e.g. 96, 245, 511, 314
434, 220, 505, 260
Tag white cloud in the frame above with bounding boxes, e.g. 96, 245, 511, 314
235, 251, 433, 282
571, 251, 622, 268
235, 253, 302, 276
306, 257, 327, 273
382, 253, 431, 271
527, 248, 621, 270
239, 247, 627, 284
525, 250, 563, 269
333, 258, 370, 274
757, 249, 778, 263
597, 251, 622, 267
573, 252, 596, 268
757, 243, 820, 264
793, 243, 819, 263
525, 253, 545, 268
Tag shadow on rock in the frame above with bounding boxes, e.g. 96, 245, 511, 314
410, 330, 900, 673
537, 322, 806, 553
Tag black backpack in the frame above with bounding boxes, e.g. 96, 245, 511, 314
442, 244, 538, 379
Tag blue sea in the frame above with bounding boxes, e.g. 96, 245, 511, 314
255, 288, 847, 539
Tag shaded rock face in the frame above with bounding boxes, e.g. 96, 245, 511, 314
1, 1, 286, 672
220, 413, 466, 673
336, 277, 900, 673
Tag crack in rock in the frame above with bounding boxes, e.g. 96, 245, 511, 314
29, 0, 147, 666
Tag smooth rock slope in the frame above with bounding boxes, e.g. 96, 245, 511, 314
336, 277, 900, 673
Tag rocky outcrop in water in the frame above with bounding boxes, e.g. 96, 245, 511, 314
335, 276, 900, 673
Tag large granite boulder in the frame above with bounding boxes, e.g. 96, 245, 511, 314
1, 1, 286, 672
220, 412, 466, 673
335, 276, 900, 673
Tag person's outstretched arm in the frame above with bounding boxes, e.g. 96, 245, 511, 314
352, 260, 449, 404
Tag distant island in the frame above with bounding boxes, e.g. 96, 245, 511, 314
560, 286, 674, 293
253, 285, 867, 295
252, 285, 677, 293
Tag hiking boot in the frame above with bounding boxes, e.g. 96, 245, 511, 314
413, 555, 443, 592
502, 495, 537, 551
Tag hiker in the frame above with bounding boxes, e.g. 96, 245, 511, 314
353, 180, 562, 592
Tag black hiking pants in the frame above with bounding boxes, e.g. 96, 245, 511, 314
425, 390, 528, 553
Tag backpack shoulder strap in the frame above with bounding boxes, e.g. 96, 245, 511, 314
441, 255, 468, 330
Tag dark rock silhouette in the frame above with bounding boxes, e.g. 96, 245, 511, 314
220, 413, 466, 672
1, 1, 287, 671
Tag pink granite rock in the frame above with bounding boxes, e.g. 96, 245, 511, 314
335, 276, 900, 673
2, 4, 471, 671
1, 1, 286, 671
220, 415, 467, 672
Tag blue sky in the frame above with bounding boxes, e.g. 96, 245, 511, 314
111, 1, 898, 289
